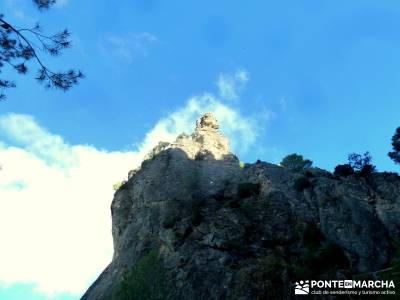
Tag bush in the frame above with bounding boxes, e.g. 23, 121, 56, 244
144, 141, 170, 161
240, 201, 255, 218
294, 177, 311, 192
359, 164, 376, 176
304, 170, 314, 178
388, 127, 400, 165
162, 215, 181, 229
112, 180, 127, 191
281, 153, 313, 171
191, 202, 202, 227
111, 250, 168, 300
317, 243, 348, 269
225, 199, 240, 208
259, 255, 285, 283
334, 164, 354, 177
303, 222, 323, 249
290, 265, 309, 279
292, 223, 350, 279
303, 243, 349, 274
348, 152, 376, 175
237, 182, 260, 198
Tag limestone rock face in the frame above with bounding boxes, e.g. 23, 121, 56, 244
166, 112, 231, 160
81, 114, 400, 300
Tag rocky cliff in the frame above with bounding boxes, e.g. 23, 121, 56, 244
82, 113, 400, 300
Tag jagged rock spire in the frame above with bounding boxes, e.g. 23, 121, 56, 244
191, 112, 230, 160
145, 113, 233, 161
170, 112, 230, 160
195, 112, 219, 132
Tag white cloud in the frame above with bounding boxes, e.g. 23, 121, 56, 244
144, 94, 262, 154
0, 114, 78, 170
140, 69, 268, 155
12, 10, 35, 23
0, 121, 140, 296
55, 0, 68, 8
104, 32, 159, 63
217, 69, 249, 100
0, 69, 270, 296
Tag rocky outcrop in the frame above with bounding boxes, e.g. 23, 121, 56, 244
82, 113, 400, 300
144, 112, 232, 161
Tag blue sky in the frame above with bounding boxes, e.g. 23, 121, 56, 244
1, 0, 400, 299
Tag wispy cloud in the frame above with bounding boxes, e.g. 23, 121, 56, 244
279, 97, 288, 111
55, 0, 68, 8
12, 9, 35, 23
4, 0, 37, 24
0, 114, 79, 170
146, 94, 261, 154
140, 68, 268, 155
0, 69, 271, 296
103, 32, 159, 63
217, 69, 249, 100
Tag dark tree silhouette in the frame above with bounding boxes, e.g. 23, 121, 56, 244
388, 127, 400, 165
280, 153, 313, 171
333, 164, 354, 177
0, 0, 83, 100
348, 151, 376, 176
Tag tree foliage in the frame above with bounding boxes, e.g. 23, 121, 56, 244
388, 127, 400, 165
280, 153, 313, 170
33, 0, 56, 10
333, 164, 354, 177
348, 151, 376, 176
0, 0, 83, 100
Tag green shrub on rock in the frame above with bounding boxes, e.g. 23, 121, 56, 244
240, 201, 255, 218
280, 153, 313, 171
111, 250, 169, 300
191, 202, 202, 227
334, 164, 354, 177
294, 177, 311, 192
112, 180, 127, 191
237, 182, 260, 198
303, 222, 323, 249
